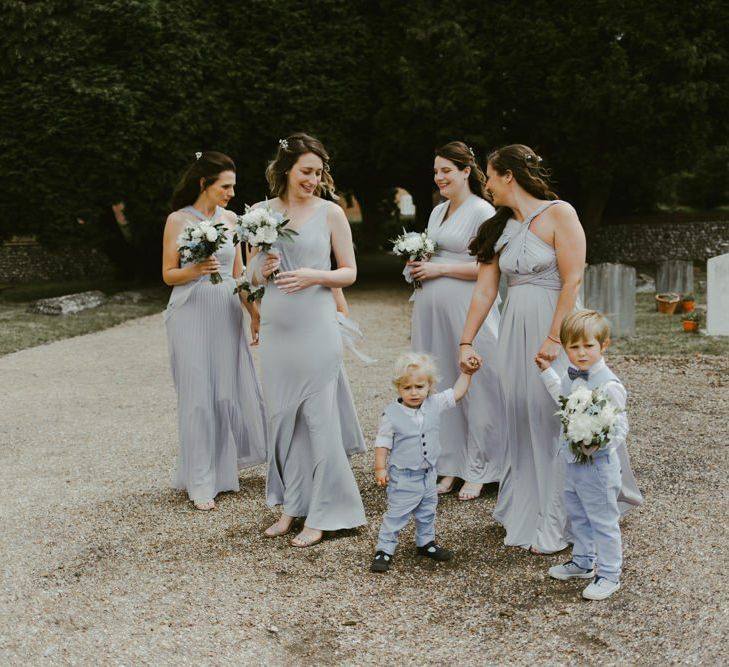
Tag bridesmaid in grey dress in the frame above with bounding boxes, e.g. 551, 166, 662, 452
459, 144, 642, 553
162, 151, 267, 511
250, 133, 366, 548
407, 141, 504, 500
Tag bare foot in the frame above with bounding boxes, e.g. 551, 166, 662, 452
193, 499, 215, 511
458, 482, 483, 501
264, 514, 295, 538
291, 527, 323, 548
436, 476, 456, 495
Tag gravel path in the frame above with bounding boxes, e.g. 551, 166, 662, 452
1, 286, 727, 665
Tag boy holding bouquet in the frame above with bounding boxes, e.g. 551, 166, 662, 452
535, 310, 632, 601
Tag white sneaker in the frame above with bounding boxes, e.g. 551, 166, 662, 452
548, 560, 595, 580
582, 576, 621, 600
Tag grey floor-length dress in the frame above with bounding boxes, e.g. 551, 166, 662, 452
411, 194, 505, 484
253, 200, 367, 531
165, 205, 267, 503
493, 200, 642, 553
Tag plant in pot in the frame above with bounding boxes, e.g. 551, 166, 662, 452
655, 292, 680, 314
681, 293, 695, 312
681, 311, 700, 332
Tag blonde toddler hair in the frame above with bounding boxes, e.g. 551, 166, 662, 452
560, 310, 611, 346
391, 352, 440, 394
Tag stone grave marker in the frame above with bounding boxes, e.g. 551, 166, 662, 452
29, 290, 106, 315
582, 263, 635, 336
706, 253, 729, 335
656, 259, 693, 295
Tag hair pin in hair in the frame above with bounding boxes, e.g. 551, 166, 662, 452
468, 146, 475, 157
278, 138, 289, 150
195, 151, 202, 160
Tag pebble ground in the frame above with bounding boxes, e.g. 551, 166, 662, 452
1, 287, 727, 665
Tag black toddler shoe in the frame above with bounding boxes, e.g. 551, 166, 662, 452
370, 551, 393, 572
416, 541, 453, 561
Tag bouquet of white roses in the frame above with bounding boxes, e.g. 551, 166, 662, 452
177, 218, 229, 284
391, 229, 438, 289
556, 386, 623, 464
233, 271, 265, 303
234, 204, 298, 253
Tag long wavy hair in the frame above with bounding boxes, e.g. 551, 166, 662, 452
434, 141, 487, 199
265, 132, 338, 201
469, 144, 558, 263
170, 151, 236, 212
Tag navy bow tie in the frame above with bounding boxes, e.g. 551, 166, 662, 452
568, 367, 590, 381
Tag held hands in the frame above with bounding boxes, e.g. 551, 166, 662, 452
534, 354, 551, 371
406, 261, 441, 283
274, 268, 322, 294
535, 337, 562, 364
458, 345, 482, 375
197, 256, 221, 277
374, 467, 389, 487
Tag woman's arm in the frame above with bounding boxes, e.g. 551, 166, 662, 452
332, 287, 350, 316
535, 203, 586, 362
458, 260, 500, 371
161, 212, 220, 286
275, 204, 356, 292
407, 260, 479, 282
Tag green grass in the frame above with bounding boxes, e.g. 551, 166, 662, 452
0, 281, 170, 356
610, 294, 729, 357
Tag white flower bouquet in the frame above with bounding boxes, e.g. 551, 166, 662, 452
556, 386, 623, 464
177, 219, 229, 284
234, 204, 298, 251
233, 271, 265, 303
391, 229, 438, 289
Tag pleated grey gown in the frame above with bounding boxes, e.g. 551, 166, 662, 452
493, 200, 642, 553
165, 205, 267, 504
411, 194, 505, 484
253, 200, 367, 531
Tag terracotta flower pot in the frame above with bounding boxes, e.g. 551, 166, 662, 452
682, 300, 695, 313
682, 320, 699, 332
655, 292, 680, 314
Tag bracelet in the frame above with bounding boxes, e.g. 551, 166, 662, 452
459, 341, 473, 346
547, 334, 561, 344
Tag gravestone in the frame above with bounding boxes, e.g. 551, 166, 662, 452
582, 263, 635, 336
28, 290, 106, 315
706, 253, 729, 335
656, 260, 693, 295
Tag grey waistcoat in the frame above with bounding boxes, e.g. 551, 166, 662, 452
384, 397, 442, 470
560, 363, 622, 396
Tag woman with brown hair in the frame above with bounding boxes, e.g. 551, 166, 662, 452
162, 151, 267, 511
408, 141, 504, 500
458, 144, 586, 553
249, 133, 366, 547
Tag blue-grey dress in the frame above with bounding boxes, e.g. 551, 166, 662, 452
251, 200, 367, 531
411, 194, 505, 484
493, 200, 642, 553
165, 205, 267, 503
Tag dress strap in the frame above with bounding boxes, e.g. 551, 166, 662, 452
524, 200, 562, 230
183, 205, 221, 221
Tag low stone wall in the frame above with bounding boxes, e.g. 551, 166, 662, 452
0, 241, 116, 283
589, 215, 729, 264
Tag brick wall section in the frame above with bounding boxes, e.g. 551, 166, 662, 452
589, 218, 729, 263
0, 243, 115, 282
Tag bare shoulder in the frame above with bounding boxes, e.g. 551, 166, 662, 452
165, 209, 189, 232
548, 201, 579, 225
326, 200, 349, 228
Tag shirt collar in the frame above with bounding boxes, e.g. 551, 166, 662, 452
396, 398, 424, 416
